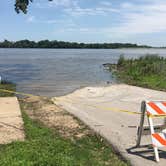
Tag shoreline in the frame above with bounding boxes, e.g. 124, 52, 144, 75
2, 78, 166, 165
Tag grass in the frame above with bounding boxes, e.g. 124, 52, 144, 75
0, 110, 128, 166
108, 54, 166, 91
0, 82, 129, 166
0, 80, 16, 97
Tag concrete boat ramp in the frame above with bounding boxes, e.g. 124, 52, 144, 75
53, 84, 166, 166
0, 97, 24, 144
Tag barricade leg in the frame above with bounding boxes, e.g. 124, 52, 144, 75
136, 101, 146, 147
154, 147, 160, 162
148, 116, 160, 162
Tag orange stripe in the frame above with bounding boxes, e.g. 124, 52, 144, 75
148, 102, 165, 115
162, 102, 166, 107
152, 133, 166, 146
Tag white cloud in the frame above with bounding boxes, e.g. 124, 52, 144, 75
35, 0, 78, 8
27, 16, 35, 23
35, 3, 46, 9
99, 1, 112, 7
121, 2, 133, 9
54, 1, 166, 39
108, 1, 166, 36
35, 0, 118, 16
42, 19, 76, 27
64, 6, 119, 16
34, 0, 166, 40
48, 0, 78, 8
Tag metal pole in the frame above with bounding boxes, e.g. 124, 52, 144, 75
136, 100, 146, 147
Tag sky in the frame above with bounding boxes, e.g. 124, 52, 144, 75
1, 0, 166, 46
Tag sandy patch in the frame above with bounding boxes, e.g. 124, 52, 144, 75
21, 96, 90, 138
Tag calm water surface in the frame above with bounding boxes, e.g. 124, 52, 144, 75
0, 48, 166, 97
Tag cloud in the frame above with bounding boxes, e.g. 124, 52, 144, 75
64, 6, 119, 16
99, 1, 112, 7
35, 0, 78, 9
35, 0, 118, 16
58, 1, 166, 34
34, 0, 166, 40
120, 2, 133, 9
48, 0, 78, 8
27, 16, 35, 23
107, 1, 166, 36
41, 19, 76, 28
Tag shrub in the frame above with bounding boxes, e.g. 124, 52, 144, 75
112, 54, 166, 91
117, 54, 125, 67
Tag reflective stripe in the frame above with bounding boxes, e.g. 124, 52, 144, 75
162, 102, 166, 107
156, 102, 166, 114
146, 104, 157, 115
148, 102, 165, 114
152, 133, 166, 147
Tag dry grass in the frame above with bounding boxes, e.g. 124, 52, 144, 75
21, 96, 91, 139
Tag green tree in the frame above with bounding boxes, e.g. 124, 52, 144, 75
15, 0, 52, 14
0, 39, 150, 48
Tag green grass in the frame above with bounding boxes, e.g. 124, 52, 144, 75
0, 80, 16, 97
0, 110, 128, 166
0, 79, 129, 165
108, 54, 166, 91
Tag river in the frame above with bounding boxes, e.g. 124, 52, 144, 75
0, 48, 166, 97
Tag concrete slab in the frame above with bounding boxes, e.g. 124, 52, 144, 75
0, 97, 24, 144
53, 84, 166, 166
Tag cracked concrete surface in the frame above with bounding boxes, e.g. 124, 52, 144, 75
0, 97, 24, 144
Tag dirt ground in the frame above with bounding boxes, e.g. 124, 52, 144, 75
21, 96, 91, 139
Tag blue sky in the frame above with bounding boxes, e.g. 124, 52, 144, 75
1, 0, 166, 46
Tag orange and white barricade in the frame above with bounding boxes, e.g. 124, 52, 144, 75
137, 101, 166, 162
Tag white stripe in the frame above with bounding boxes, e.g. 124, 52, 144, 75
156, 102, 166, 114
146, 104, 158, 115
152, 136, 163, 147
152, 133, 166, 147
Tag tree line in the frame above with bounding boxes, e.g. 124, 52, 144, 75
0, 40, 151, 49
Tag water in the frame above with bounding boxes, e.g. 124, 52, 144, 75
0, 48, 166, 97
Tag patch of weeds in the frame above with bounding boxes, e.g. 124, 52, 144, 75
0, 80, 16, 97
